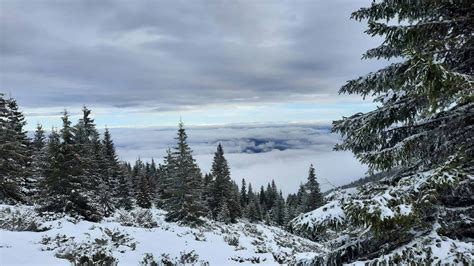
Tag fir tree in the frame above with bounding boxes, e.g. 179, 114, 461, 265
41, 111, 100, 221
304, 164, 323, 212
165, 122, 205, 226
240, 178, 248, 208
100, 128, 126, 213
326, 1, 474, 262
271, 190, 286, 226
228, 181, 242, 222
295, 183, 308, 216
201, 173, 213, 210
245, 183, 262, 222
0, 95, 30, 203
217, 201, 231, 224
136, 174, 152, 209
158, 149, 175, 208
209, 144, 234, 219
28, 123, 47, 202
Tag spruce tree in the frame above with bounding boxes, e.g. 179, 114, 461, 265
28, 123, 47, 202
240, 178, 248, 208
0, 95, 30, 203
209, 144, 233, 219
73, 107, 108, 216
228, 181, 242, 222
217, 201, 231, 224
328, 1, 473, 262
116, 164, 133, 210
165, 122, 205, 225
102, 128, 132, 210
136, 174, 152, 209
271, 190, 286, 226
245, 183, 262, 222
295, 183, 308, 216
158, 149, 175, 208
201, 173, 213, 211
41, 111, 100, 221
304, 164, 323, 212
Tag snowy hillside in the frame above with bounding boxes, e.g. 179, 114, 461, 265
0, 205, 323, 265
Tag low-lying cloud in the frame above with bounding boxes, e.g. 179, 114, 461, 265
109, 123, 367, 195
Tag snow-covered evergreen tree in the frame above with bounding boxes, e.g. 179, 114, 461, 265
303, 164, 323, 212
209, 144, 238, 221
158, 149, 175, 208
240, 178, 248, 208
290, 1, 473, 264
165, 122, 205, 226
28, 123, 47, 203
217, 201, 231, 224
40, 111, 101, 221
136, 174, 152, 209
0, 94, 30, 204
271, 191, 286, 226
244, 183, 262, 222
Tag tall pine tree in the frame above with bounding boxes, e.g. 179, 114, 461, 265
328, 1, 473, 262
165, 122, 205, 225
0, 95, 30, 203
304, 164, 323, 212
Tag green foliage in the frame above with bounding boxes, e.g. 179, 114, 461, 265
0, 94, 30, 203
164, 122, 205, 226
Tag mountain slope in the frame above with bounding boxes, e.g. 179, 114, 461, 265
0, 205, 323, 265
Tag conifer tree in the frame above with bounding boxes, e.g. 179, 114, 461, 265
100, 127, 129, 213
295, 183, 308, 216
28, 123, 47, 202
209, 144, 234, 219
74, 107, 108, 215
304, 164, 323, 212
41, 111, 100, 221
102, 128, 132, 210
228, 181, 242, 222
240, 178, 248, 208
327, 1, 473, 262
217, 201, 231, 224
136, 174, 152, 209
271, 190, 286, 226
245, 183, 262, 222
201, 173, 213, 210
158, 149, 175, 208
0, 95, 30, 203
165, 122, 205, 225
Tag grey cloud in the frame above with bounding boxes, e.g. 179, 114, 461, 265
1, 0, 384, 110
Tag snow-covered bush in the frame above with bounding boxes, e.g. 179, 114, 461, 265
140, 251, 207, 266
231, 255, 267, 263
0, 205, 48, 231
289, 199, 346, 241
116, 208, 158, 228
140, 253, 158, 266
41, 227, 136, 265
223, 234, 239, 246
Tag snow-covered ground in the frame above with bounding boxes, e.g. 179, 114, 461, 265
0, 205, 323, 265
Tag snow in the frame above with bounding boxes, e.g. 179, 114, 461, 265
0, 205, 323, 265
291, 200, 345, 230
348, 223, 474, 265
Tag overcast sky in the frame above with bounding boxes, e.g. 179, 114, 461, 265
1, 0, 387, 129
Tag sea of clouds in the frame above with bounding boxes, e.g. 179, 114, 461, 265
109, 123, 367, 195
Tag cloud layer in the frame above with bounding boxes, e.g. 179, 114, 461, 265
2, 0, 385, 115
109, 123, 367, 195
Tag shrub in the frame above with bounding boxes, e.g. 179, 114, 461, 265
116, 208, 157, 228
0, 206, 48, 231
